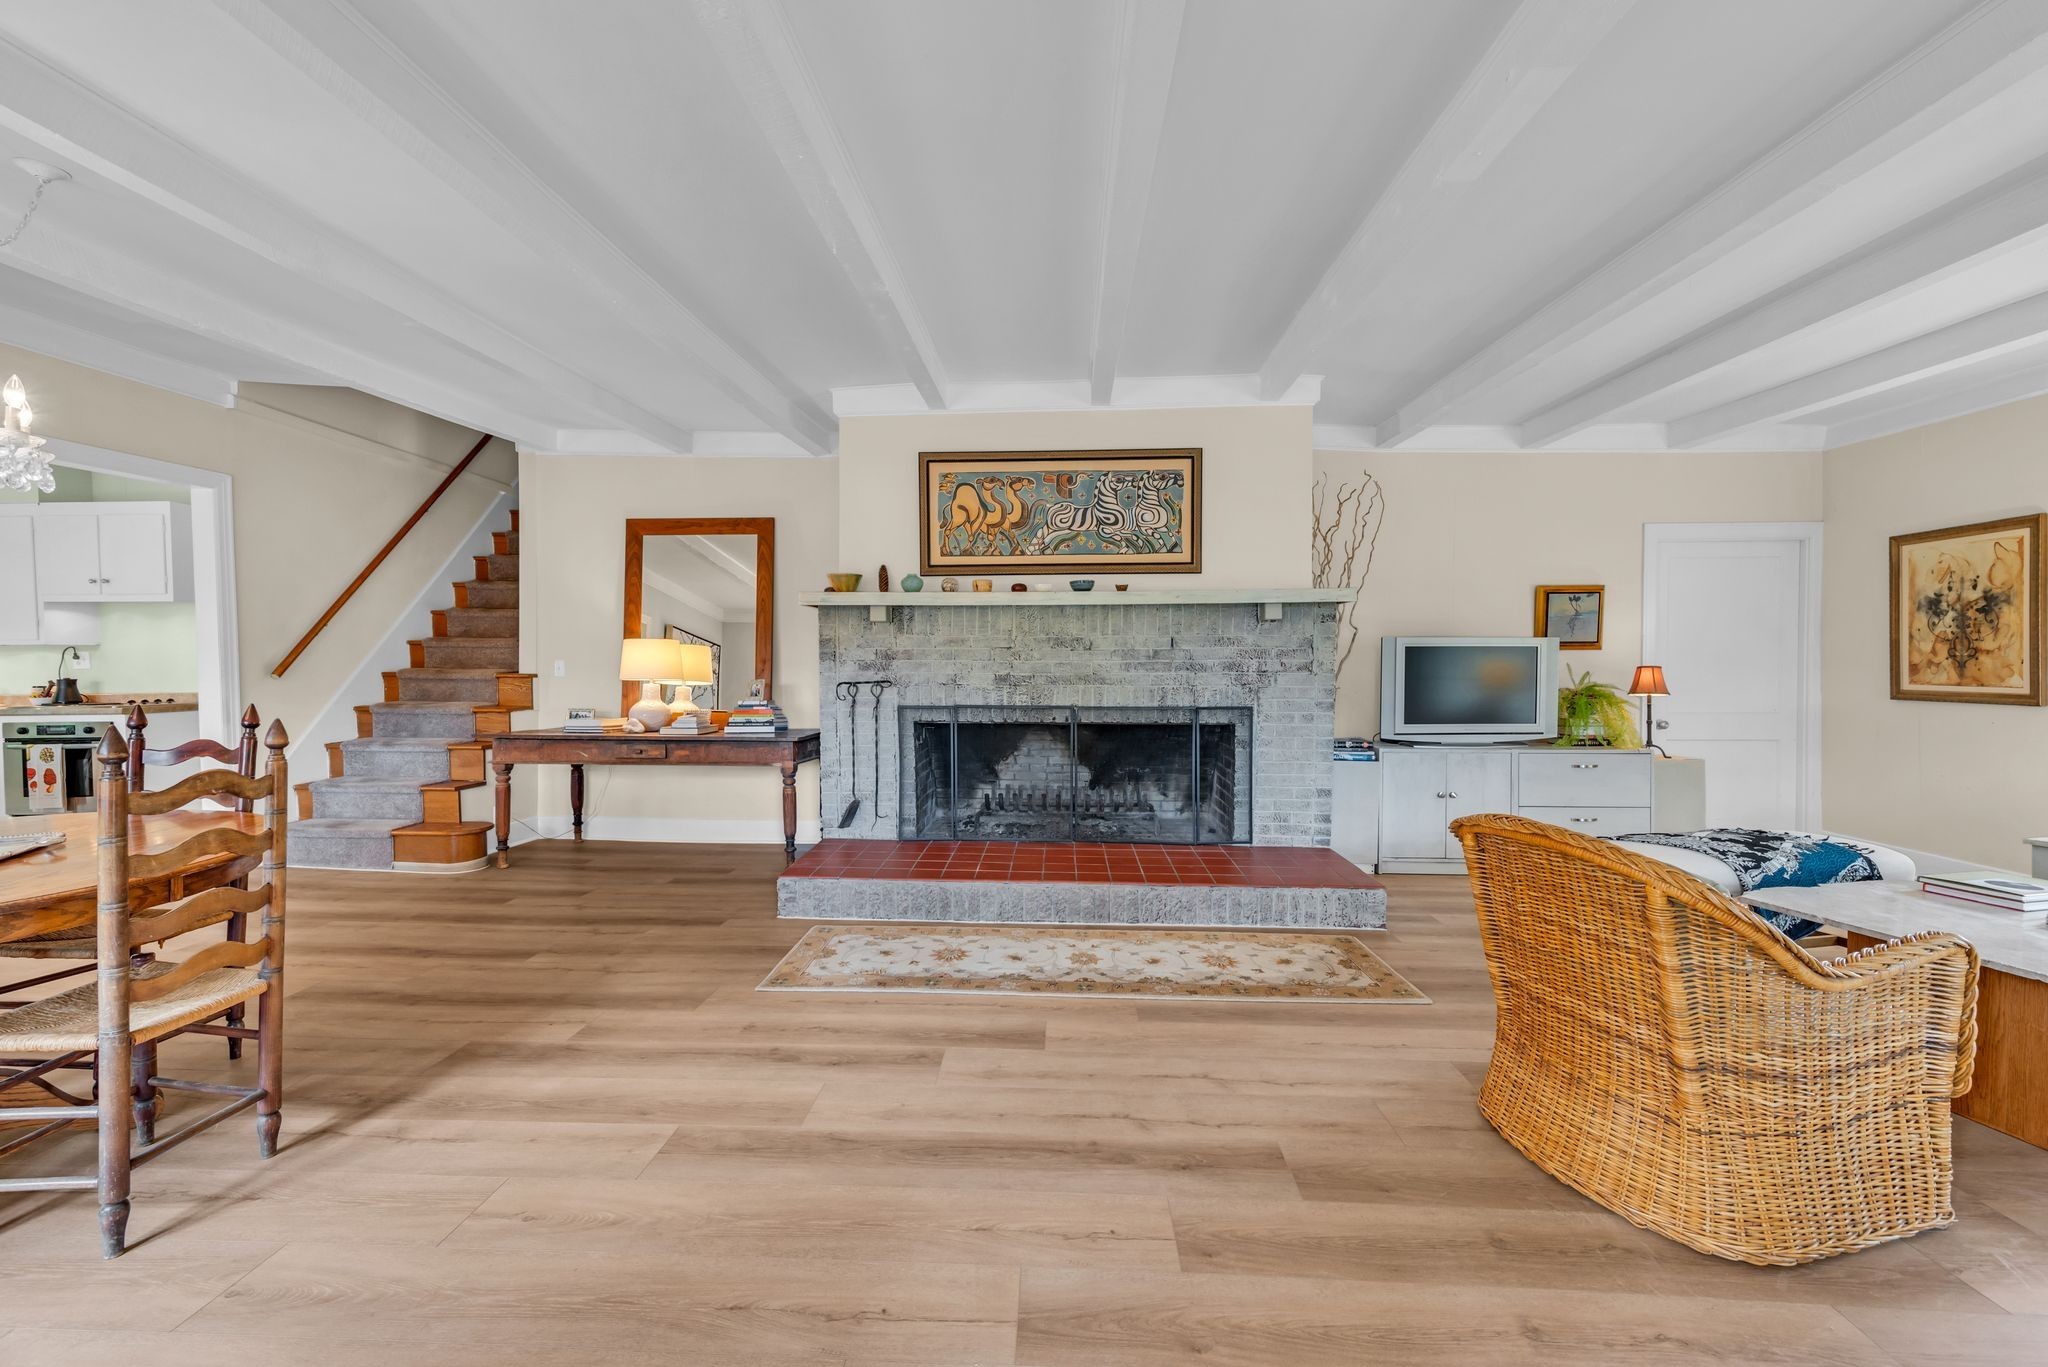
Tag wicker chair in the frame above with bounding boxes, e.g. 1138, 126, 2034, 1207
1450, 812, 1979, 1266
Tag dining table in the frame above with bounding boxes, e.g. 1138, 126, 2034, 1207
0, 809, 268, 946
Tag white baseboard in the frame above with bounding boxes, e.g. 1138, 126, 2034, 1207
511, 815, 824, 846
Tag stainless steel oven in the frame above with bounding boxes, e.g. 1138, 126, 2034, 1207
4, 719, 112, 816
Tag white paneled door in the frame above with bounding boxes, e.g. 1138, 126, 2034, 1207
1642, 524, 1820, 831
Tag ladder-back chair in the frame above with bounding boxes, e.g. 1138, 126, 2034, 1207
0, 723, 288, 1258
0, 706, 264, 1057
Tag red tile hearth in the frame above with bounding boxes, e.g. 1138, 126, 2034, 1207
782, 839, 1382, 891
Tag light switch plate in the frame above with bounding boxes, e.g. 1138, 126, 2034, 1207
553, 659, 565, 677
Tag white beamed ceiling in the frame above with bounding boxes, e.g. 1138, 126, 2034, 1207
0, 0, 2044, 453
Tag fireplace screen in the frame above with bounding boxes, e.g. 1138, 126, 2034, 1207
900, 705, 1252, 844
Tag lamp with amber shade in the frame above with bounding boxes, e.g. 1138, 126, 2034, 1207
1629, 665, 1670, 757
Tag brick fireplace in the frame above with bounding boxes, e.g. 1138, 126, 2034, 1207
781, 590, 1384, 928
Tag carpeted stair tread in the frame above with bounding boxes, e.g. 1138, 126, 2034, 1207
288, 817, 404, 870
308, 776, 427, 822
461, 579, 518, 608
336, 737, 453, 782
367, 701, 478, 740
444, 607, 518, 638
395, 667, 507, 703
421, 637, 519, 668
482, 554, 519, 581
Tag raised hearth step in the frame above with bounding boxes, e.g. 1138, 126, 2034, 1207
288, 817, 406, 871
336, 737, 454, 781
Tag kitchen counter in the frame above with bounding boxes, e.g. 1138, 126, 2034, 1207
0, 698, 197, 717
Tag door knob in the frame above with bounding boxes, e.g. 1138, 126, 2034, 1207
1446, 792, 1458, 799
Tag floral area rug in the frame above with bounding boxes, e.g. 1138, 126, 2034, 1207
759, 924, 1428, 1003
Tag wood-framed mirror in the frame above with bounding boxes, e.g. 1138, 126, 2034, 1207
622, 518, 775, 718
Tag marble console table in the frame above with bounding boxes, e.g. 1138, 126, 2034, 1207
1746, 882, 2047, 1149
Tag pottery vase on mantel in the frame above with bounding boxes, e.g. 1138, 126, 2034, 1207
878, 564, 890, 592
901, 573, 924, 592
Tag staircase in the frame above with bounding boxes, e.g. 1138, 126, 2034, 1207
290, 510, 530, 870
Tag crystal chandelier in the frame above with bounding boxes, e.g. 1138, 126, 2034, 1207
0, 375, 54, 494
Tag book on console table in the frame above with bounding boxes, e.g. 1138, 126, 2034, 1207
661, 715, 722, 735
1920, 871, 2048, 915
561, 719, 625, 734
723, 700, 788, 735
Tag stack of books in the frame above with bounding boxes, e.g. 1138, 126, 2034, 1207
562, 714, 623, 734
1920, 870, 2048, 916
662, 710, 719, 735
1332, 737, 1376, 762
723, 698, 788, 736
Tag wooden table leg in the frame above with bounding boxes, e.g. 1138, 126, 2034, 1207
493, 762, 513, 869
780, 761, 798, 864
570, 764, 585, 842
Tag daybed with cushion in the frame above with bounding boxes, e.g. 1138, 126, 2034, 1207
1452, 812, 1977, 1266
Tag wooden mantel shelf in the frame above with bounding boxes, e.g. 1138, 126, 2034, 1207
801, 586, 1353, 623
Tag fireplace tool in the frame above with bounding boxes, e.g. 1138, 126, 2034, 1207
868, 680, 894, 816
835, 680, 863, 828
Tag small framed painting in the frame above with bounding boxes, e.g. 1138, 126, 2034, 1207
919, 448, 1201, 575
1890, 513, 2047, 705
1535, 585, 1604, 650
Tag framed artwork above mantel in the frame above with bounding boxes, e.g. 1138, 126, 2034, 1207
918, 448, 1201, 575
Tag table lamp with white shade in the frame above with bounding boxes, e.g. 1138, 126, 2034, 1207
667, 641, 718, 727
620, 637, 688, 731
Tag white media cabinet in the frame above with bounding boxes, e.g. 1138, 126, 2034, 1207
1374, 743, 1705, 875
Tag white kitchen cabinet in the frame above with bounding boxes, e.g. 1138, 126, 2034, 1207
0, 509, 100, 646
34, 502, 190, 603
1378, 746, 1513, 869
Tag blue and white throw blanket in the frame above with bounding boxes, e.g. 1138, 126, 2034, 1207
1615, 828, 1882, 939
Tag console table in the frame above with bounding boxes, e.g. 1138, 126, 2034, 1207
1745, 881, 2048, 1150
489, 728, 822, 867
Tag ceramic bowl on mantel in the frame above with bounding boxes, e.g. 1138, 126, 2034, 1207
827, 572, 862, 592
1069, 579, 1095, 592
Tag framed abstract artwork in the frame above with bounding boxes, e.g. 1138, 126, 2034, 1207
918, 449, 1201, 575
1534, 584, 1604, 650
1890, 513, 2047, 705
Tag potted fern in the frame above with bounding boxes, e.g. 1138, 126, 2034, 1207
1555, 667, 1641, 748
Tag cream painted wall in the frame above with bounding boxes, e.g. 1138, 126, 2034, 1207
837, 406, 1313, 588
1822, 393, 2048, 870
0, 344, 513, 741
517, 452, 836, 840
1315, 449, 1825, 739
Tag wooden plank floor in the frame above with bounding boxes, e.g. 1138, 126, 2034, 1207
2, 841, 2045, 1365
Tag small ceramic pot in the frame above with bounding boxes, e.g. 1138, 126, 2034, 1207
941, 577, 958, 592
972, 578, 993, 592
1115, 584, 1130, 592
1010, 582, 1027, 592
901, 574, 924, 592
827, 572, 862, 592
1069, 579, 1095, 591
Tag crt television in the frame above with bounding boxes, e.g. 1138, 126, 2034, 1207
1380, 637, 1559, 744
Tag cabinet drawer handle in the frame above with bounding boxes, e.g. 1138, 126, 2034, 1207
1434, 791, 1446, 798
1570, 816, 1599, 824
1446, 792, 1458, 799
1570, 762, 1599, 769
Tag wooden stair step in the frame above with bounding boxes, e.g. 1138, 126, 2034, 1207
391, 820, 493, 868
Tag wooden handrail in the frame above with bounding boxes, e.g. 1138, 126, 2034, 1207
272, 432, 495, 677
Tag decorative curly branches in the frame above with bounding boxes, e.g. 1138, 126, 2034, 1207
1311, 468, 1386, 678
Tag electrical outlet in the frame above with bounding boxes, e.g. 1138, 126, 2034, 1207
552, 659, 565, 677
71, 651, 90, 669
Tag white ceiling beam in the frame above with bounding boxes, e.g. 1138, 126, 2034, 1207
693, 0, 949, 411
0, 36, 699, 451
213, 0, 835, 454
1088, 0, 1185, 406
1378, 0, 2048, 446
0, 222, 560, 444
0, 297, 238, 407
1822, 362, 2048, 447
1518, 155, 2048, 447
1669, 289, 2048, 446
1255, 0, 1637, 401
685, 534, 758, 585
